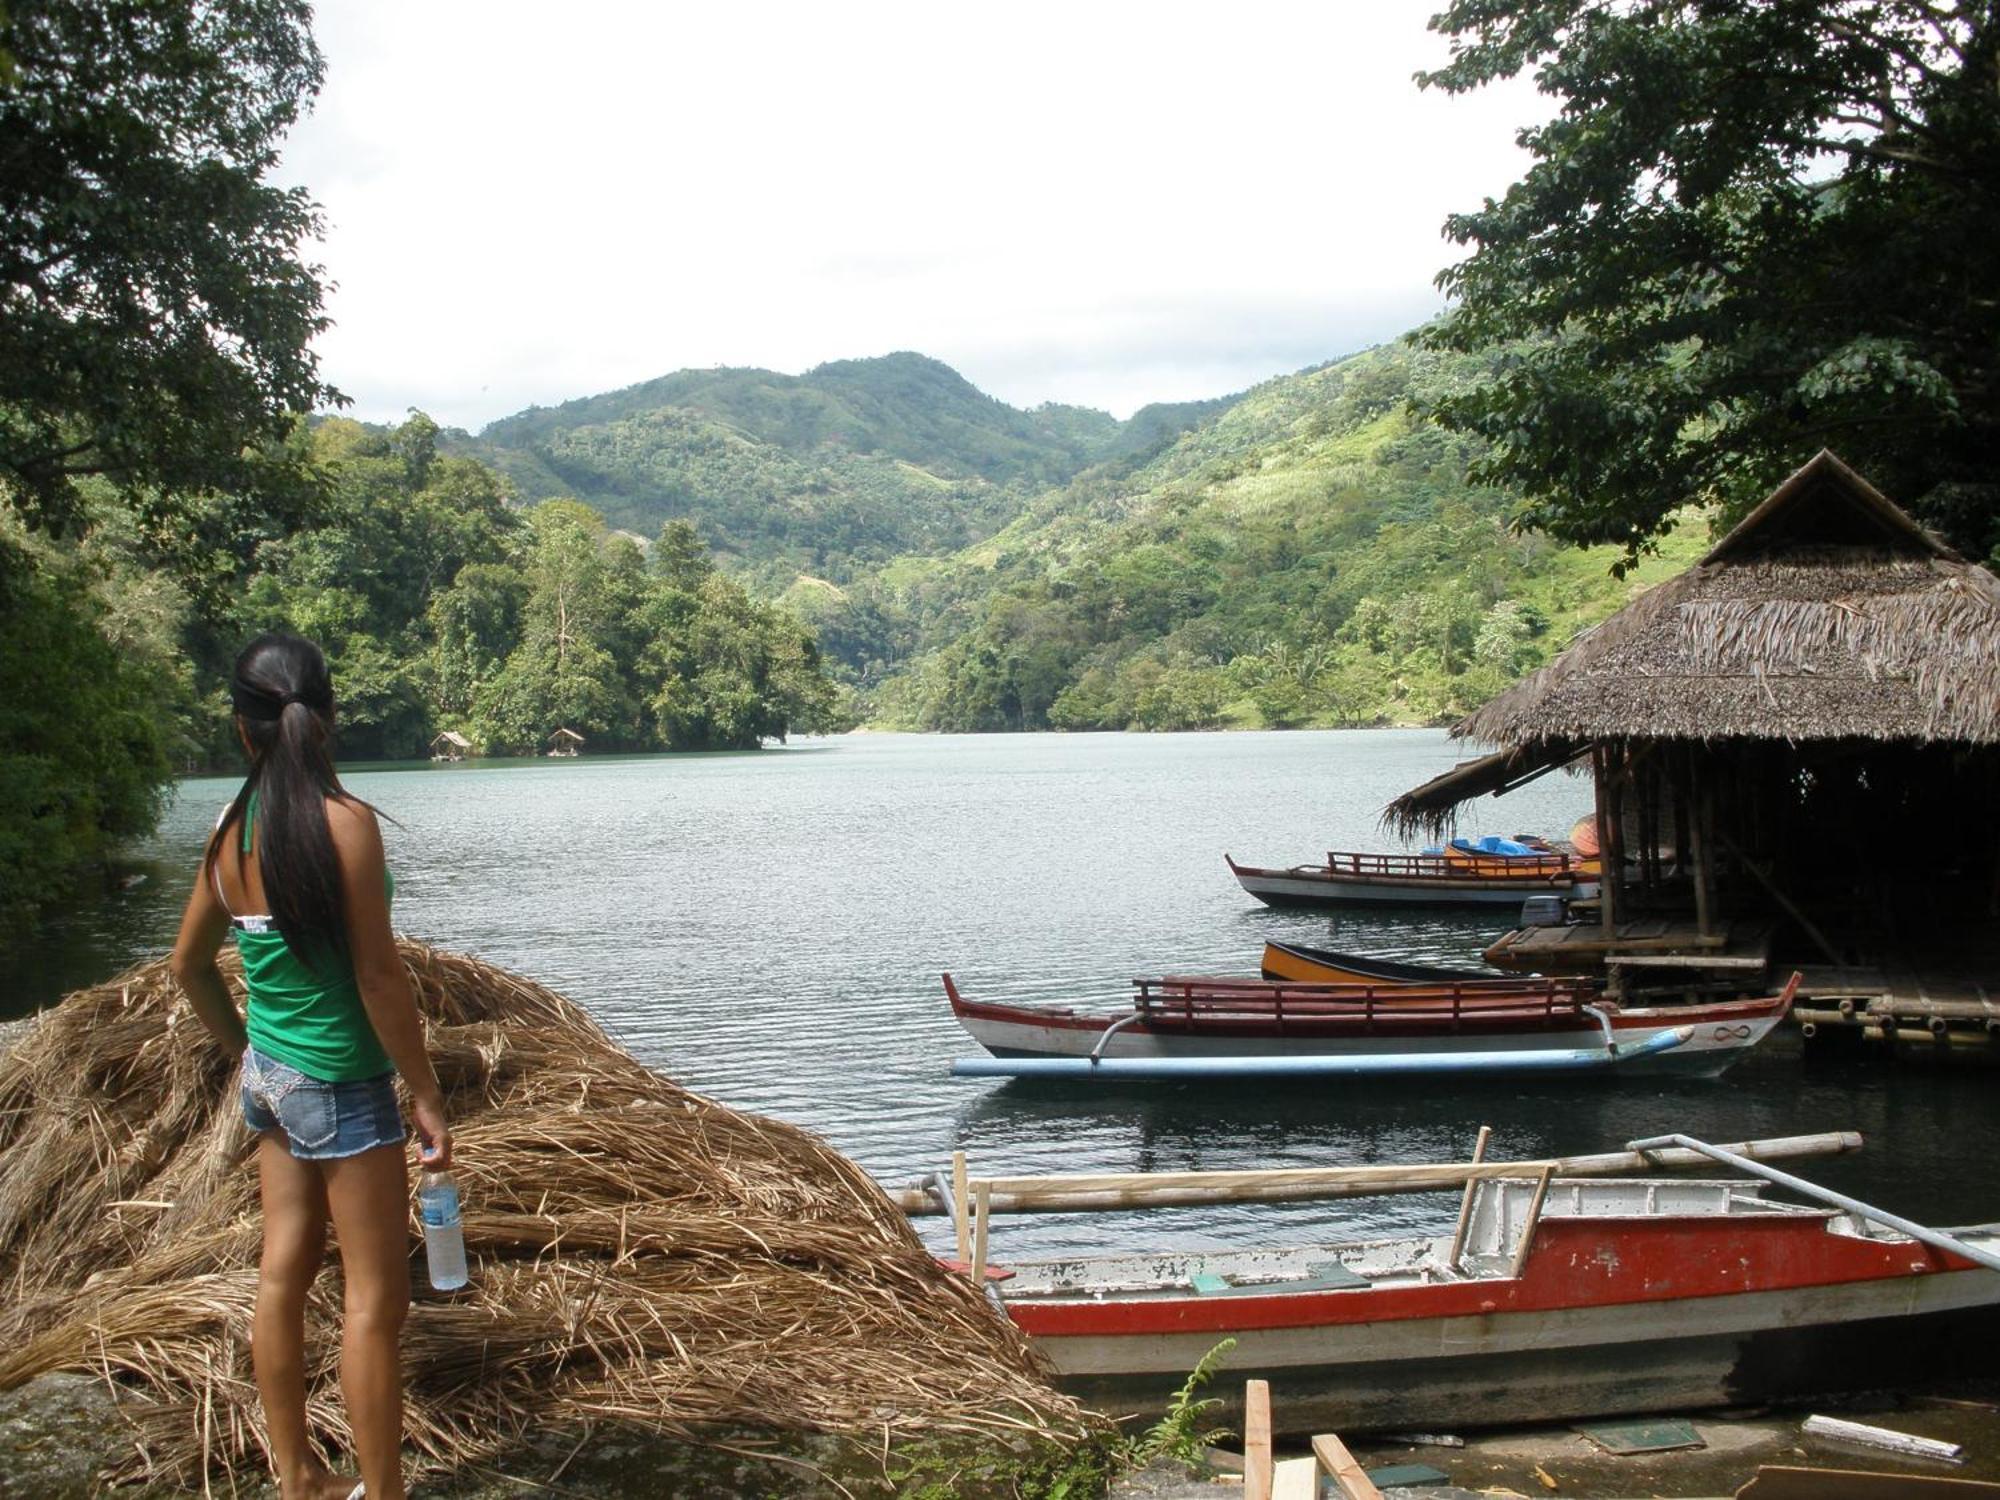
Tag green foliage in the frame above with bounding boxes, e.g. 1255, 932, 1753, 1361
865, 345, 1704, 732
0, 530, 170, 940
1415, 0, 2000, 565
454, 352, 1229, 586
878, 1433, 1123, 1500
0, 0, 338, 542
1132, 1338, 1238, 1468
242, 423, 852, 758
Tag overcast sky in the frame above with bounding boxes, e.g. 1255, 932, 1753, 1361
280, 1, 1546, 432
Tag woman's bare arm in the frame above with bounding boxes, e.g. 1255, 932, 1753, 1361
169, 859, 248, 1056
330, 798, 451, 1167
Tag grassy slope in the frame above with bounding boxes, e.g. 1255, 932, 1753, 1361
845, 343, 1708, 729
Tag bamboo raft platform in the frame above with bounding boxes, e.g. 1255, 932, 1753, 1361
1483, 919, 1770, 977
1791, 957, 2000, 1060
1482, 920, 2000, 1062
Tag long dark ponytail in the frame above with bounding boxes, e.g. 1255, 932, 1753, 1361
204, 633, 357, 968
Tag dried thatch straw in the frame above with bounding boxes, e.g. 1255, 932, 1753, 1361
1456, 548, 2000, 748
1456, 452, 2000, 750
0, 942, 1095, 1485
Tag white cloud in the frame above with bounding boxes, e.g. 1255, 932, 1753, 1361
283, 0, 1546, 428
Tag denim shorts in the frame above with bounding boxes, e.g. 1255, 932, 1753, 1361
240, 1045, 406, 1160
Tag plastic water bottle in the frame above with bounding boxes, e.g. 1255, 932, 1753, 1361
418, 1170, 468, 1291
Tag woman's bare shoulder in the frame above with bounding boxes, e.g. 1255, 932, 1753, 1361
324, 795, 383, 846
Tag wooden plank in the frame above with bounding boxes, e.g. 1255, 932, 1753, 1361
1803, 1414, 1963, 1460
968, 1181, 992, 1284
1509, 1164, 1555, 1279
1244, 1380, 1273, 1500
950, 1150, 970, 1262
1447, 1123, 1492, 1269
1311, 1432, 1384, 1500
1272, 1456, 1316, 1500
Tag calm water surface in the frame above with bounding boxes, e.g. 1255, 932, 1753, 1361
12, 730, 1999, 1256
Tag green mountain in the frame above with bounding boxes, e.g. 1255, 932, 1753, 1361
450, 352, 1230, 587
449, 342, 1705, 733
787, 343, 1709, 731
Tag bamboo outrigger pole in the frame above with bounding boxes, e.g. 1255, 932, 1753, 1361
888, 1130, 1862, 1217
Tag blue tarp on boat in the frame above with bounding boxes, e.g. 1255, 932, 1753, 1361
1450, 834, 1539, 858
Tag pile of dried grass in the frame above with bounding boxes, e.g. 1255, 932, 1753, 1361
0, 942, 1093, 1485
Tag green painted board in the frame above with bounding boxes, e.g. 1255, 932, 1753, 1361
1188, 1264, 1370, 1296
1574, 1416, 1704, 1454
1300, 1259, 1372, 1289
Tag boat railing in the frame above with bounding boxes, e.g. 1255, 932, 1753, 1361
1135, 976, 1589, 1029
1323, 848, 1578, 880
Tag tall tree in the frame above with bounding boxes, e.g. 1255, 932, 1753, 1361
0, 0, 337, 540
1415, 1, 2000, 564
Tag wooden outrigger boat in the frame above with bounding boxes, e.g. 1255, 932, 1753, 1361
930, 1135, 2000, 1433
945, 972, 1796, 1079
1226, 846, 1599, 910
1260, 938, 1498, 986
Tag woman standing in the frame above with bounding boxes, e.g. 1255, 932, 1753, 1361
171, 633, 450, 1500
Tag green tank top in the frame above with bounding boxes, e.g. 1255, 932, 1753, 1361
228, 794, 395, 1082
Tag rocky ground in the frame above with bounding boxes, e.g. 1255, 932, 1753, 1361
10, 1370, 2000, 1498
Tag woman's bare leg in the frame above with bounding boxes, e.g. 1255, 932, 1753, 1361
323, 1142, 412, 1500
254, 1133, 356, 1500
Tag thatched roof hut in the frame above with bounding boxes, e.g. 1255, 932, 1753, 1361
1453, 451, 1999, 750
1387, 451, 2000, 983
547, 726, 583, 757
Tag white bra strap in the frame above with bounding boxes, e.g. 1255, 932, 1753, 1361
211, 804, 238, 920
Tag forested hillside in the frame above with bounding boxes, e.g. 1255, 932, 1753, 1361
793, 345, 1707, 732
451, 352, 1229, 585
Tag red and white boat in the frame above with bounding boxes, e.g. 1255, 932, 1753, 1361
945, 973, 1795, 1079
997, 1168, 2000, 1431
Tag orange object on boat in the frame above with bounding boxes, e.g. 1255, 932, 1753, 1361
1570, 814, 1601, 858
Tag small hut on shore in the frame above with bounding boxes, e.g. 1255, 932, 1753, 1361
547, 726, 583, 758
429, 729, 471, 762
1387, 451, 2000, 1027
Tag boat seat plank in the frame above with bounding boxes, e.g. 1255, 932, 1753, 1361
1187, 1261, 1373, 1297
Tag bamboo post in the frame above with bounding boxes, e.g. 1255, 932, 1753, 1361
1593, 747, 1617, 936
1690, 769, 1715, 941
1311, 1433, 1385, 1500
1674, 745, 1694, 893
1244, 1379, 1274, 1500
950, 1150, 970, 1262
969, 1181, 992, 1284
1447, 1124, 1492, 1269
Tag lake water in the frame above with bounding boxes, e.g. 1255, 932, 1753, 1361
11, 729, 2000, 1257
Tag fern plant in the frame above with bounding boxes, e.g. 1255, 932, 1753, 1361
1130, 1338, 1239, 1469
